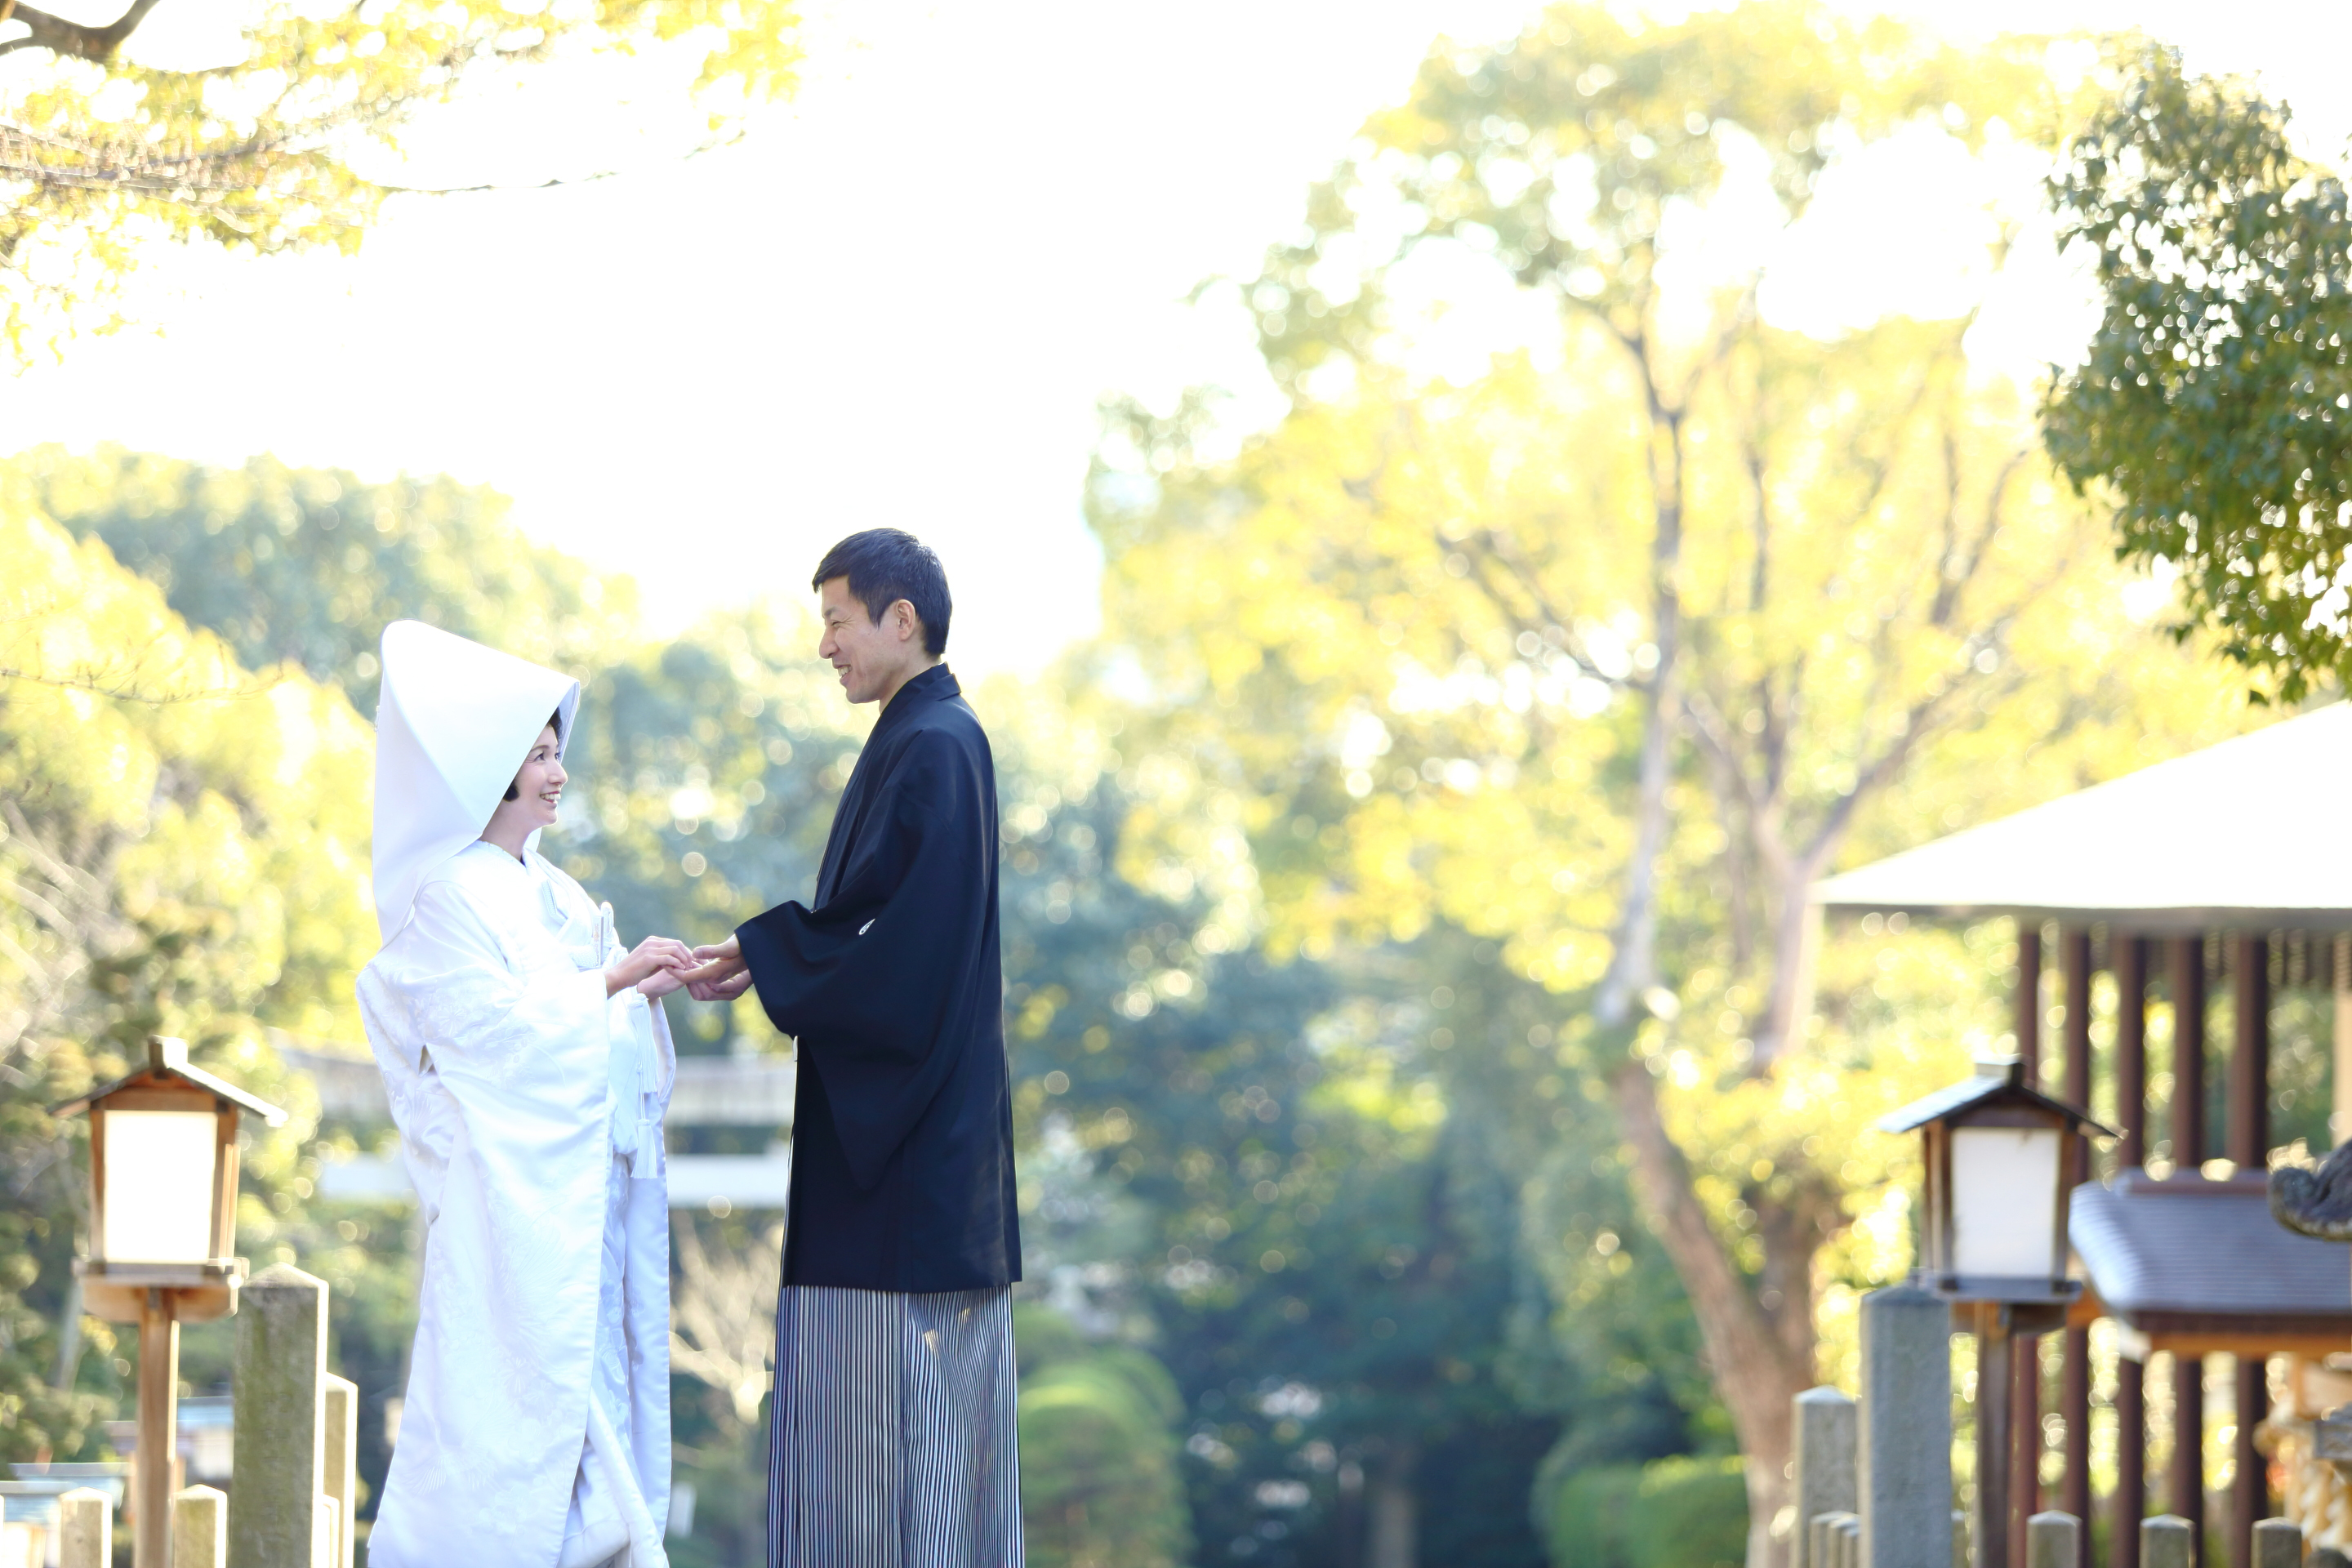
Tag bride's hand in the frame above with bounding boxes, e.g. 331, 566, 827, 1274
607, 936, 693, 997
636, 964, 688, 1000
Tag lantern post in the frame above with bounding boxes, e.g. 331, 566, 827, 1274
1880, 1058, 2111, 1568
52, 1036, 287, 1568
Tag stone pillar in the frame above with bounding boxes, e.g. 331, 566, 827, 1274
174, 1486, 228, 1568
229, 1264, 328, 1568
59, 1488, 111, 1568
2033, 1513, 2083, 1568
1817, 1511, 1856, 1568
2145, 1515, 2196, 1568
2252, 1518, 2303, 1568
1842, 1515, 1866, 1568
1862, 1284, 1953, 1568
323, 1374, 359, 1568
1797, 1388, 1861, 1568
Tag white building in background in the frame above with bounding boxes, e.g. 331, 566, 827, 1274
275, 1032, 798, 1211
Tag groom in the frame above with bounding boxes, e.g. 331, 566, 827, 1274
683, 528, 1022, 1564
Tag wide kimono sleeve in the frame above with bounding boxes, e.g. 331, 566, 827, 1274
734, 726, 993, 1190
360, 876, 618, 1223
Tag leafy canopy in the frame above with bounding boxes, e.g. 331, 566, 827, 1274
0, 0, 800, 356
2044, 40, 2352, 701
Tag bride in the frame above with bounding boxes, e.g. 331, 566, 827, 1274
358, 620, 688, 1568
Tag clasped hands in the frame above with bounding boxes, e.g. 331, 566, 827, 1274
603, 933, 751, 1003
679, 937, 752, 1002
606, 935, 697, 999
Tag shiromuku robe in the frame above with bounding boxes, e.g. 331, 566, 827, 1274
734, 662, 1020, 1291
359, 840, 676, 1568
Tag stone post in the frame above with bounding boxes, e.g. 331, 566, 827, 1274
1861, 1284, 1954, 1568
2029, 1512, 2082, 1568
229, 1264, 328, 1568
1797, 1388, 1861, 1568
2254, 1520, 2303, 1568
59, 1488, 111, 1568
1817, 1512, 1853, 1568
323, 1374, 359, 1568
174, 1486, 228, 1568
1842, 1514, 1866, 1568
2145, 1515, 2197, 1568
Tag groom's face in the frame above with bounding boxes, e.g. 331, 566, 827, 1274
818, 577, 921, 705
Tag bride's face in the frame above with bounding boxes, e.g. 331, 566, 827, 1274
488, 724, 566, 835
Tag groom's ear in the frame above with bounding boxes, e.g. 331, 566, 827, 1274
891, 599, 923, 644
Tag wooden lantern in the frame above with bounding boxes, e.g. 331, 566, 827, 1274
1879, 1056, 2111, 1303
52, 1035, 285, 1567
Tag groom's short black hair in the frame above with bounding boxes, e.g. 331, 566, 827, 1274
813, 529, 951, 657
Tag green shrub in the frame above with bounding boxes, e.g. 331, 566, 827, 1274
1016, 1305, 1192, 1568
1539, 1453, 1748, 1568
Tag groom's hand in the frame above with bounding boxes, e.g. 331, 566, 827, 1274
682, 935, 751, 1001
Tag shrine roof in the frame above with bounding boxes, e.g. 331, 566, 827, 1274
1814, 703, 2352, 931
2069, 1174, 2352, 1335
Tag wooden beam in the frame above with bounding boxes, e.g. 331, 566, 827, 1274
2117, 938, 2149, 1170
2169, 937, 2207, 1168
2062, 928, 2094, 1568
2229, 934, 2271, 1568
2020, 924, 2045, 1076
2170, 1352, 2205, 1542
2011, 923, 2047, 1568
2115, 1356, 2146, 1568
2229, 935, 2269, 1169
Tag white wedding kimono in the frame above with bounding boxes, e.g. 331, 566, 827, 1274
360, 845, 676, 1564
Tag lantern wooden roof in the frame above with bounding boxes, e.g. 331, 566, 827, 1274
1815, 703, 2352, 931
1878, 1058, 2116, 1138
51, 1036, 287, 1124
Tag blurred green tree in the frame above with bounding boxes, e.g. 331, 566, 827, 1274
20, 444, 635, 716
1085, 5, 2263, 1561
2043, 40, 2352, 702
0, 496, 389, 1468
989, 702, 1621, 1568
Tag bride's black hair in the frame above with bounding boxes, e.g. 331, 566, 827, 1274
501, 708, 564, 802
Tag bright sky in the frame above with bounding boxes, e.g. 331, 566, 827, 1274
5, 0, 2350, 678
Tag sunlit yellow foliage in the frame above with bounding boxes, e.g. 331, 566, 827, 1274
1086, 10, 2268, 1486
0, 0, 800, 356
0, 495, 375, 1081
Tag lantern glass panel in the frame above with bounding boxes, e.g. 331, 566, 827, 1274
101, 1110, 218, 1263
1949, 1124, 2059, 1281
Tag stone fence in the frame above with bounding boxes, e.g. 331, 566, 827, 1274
1805, 1284, 2310, 1568
41, 1264, 356, 1568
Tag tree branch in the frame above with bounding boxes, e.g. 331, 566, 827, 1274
1, 0, 170, 61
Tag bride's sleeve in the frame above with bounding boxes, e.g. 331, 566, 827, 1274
367, 880, 610, 1114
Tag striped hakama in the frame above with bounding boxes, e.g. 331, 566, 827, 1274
768, 1285, 1024, 1568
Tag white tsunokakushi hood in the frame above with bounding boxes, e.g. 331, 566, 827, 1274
371, 620, 581, 944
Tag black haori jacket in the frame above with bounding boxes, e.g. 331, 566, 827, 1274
735, 664, 1021, 1292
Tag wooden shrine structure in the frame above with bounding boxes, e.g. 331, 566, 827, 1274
1815, 703, 2352, 1568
